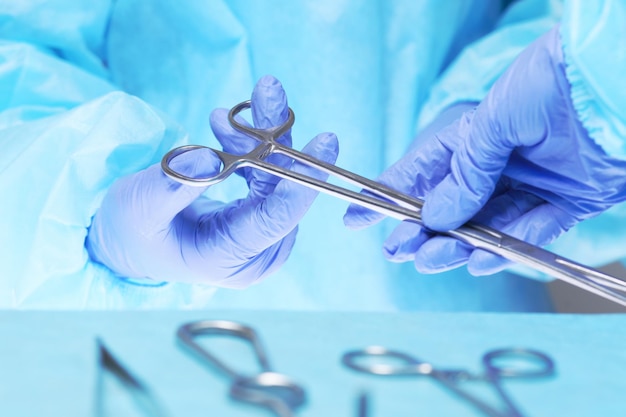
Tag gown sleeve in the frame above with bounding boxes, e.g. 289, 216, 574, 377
416, 0, 626, 276
560, 0, 626, 159
0, 1, 217, 308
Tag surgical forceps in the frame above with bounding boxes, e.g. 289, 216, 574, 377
342, 346, 555, 417
176, 320, 306, 417
161, 100, 626, 307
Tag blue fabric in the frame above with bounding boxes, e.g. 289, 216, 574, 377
561, 0, 626, 159
547, 0, 626, 272
415, 0, 563, 132
1, 310, 626, 416
0, 0, 557, 310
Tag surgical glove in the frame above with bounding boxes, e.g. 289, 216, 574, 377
345, 26, 626, 276
87, 76, 339, 288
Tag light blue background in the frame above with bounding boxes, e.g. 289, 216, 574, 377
1, 311, 625, 416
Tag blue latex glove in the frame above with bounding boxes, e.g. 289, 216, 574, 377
344, 26, 626, 276
87, 76, 339, 288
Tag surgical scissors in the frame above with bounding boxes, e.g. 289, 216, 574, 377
95, 339, 170, 417
342, 346, 555, 417
161, 100, 626, 307
176, 320, 306, 417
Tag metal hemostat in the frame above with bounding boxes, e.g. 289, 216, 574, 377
176, 320, 306, 417
343, 345, 555, 417
162, 100, 626, 307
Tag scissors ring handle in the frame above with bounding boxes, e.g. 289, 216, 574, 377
228, 100, 295, 142
482, 348, 555, 378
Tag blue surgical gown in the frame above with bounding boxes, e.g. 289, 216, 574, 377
0, 0, 621, 310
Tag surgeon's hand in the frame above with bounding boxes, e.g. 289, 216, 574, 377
344, 26, 626, 276
87, 76, 339, 288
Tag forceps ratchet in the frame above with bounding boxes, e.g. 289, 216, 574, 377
176, 320, 306, 417
342, 346, 555, 417
161, 100, 626, 307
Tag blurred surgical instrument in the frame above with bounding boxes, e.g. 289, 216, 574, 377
176, 320, 306, 417
162, 100, 626, 307
356, 391, 370, 417
342, 346, 554, 417
95, 338, 170, 417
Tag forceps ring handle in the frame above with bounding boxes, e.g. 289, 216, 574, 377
162, 144, 268, 187
482, 348, 555, 379
342, 346, 436, 376
228, 100, 295, 142
177, 320, 272, 379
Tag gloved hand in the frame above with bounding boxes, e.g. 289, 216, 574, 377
87, 75, 339, 288
344, 26, 626, 276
